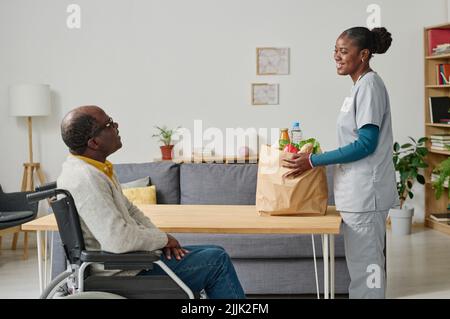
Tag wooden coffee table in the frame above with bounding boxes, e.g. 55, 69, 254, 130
23, 204, 341, 298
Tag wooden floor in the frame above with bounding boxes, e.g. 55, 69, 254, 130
386, 225, 450, 298
1, 226, 450, 299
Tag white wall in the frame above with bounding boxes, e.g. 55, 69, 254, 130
0, 0, 446, 221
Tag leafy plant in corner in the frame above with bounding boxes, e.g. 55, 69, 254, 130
393, 136, 428, 208
432, 157, 450, 200
152, 126, 180, 146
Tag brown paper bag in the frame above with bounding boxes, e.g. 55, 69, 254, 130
256, 144, 328, 216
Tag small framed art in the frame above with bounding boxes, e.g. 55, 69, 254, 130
256, 47, 289, 75
252, 83, 279, 105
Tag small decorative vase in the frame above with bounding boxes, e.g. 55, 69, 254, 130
160, 145, 174, 160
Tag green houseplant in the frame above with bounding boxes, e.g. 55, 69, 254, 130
432, 157, 450, 200
390, 136, 428, 235
152, 126, 180, 160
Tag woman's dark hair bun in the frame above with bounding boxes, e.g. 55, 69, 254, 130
371, 27, 392, 54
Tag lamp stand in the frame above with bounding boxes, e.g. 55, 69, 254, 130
20, 117, 46, 191
12, 116, 47, 259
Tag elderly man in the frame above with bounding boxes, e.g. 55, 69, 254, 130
57, 105, 245, 299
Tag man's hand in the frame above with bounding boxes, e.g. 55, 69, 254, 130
282, 153, 313, 179
163, 234, 189, 260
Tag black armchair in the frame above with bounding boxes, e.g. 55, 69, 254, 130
0, 184, 38, 259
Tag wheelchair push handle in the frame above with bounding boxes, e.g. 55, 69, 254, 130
26, 189, 57, 203
35, 181, 57, 192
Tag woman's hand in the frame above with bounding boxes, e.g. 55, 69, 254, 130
282, 153, 313, 179
163, 234, 190, 260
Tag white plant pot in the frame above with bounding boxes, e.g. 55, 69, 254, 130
389, 207, 414, 236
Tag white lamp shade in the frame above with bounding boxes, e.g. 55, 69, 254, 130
9, 84, 51, 117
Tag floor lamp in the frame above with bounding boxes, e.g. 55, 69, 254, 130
9, 84, 51, 191
8, 84, 51, 258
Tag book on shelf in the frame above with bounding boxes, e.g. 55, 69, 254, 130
430, 213, 450, 222
431, 145, 450, 150
428, 29, 450, 55
436, 64, 450, 85
429, 96, 450, 123
431, 146, 450, 151
430, 134, 450, 140
431, 143, 450, 148
430, 138, 450, 144
433, 43, 450, 55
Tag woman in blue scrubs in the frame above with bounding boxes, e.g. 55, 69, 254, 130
283, 27, 398, 298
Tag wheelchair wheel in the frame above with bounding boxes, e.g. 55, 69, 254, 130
40, 271, 126, 299
40, 271, 71, 299
60, 291, 126, 299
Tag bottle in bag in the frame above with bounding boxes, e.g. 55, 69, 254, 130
291, 122, 303, 145
279, 128, 290, 150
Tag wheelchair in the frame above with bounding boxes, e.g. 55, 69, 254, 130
27, 182, 196, 299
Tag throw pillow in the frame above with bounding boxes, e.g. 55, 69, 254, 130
120, 176, 151, 189
122, 185, 157, 205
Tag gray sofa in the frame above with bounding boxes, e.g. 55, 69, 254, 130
52, 162, 350, 295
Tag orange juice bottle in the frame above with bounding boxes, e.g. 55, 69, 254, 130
279, 128, 290, 149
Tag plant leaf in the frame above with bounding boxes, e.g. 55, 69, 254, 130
417, 174, 425, 184
393, 142, 400, 152
408, 191, 414, 199
416, 148, 428, 156
393, 155, 398, 165
418, 137, 428, 144
401, 143, 413, 149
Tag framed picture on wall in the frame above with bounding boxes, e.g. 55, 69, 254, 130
252, 83, 279, 105
256, 47, 289, 75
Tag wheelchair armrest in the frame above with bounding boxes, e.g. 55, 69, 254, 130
80, 250, 161, 271
0, 189, 38, 213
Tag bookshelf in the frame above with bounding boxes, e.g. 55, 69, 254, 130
426, 53, 450, 60
424, 24, 450, 236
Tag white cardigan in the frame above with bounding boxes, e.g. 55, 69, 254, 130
57, 156, 168, 257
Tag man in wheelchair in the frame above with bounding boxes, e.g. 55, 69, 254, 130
55, 105, 245, 299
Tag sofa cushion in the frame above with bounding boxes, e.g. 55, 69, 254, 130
120, 176, 151, 189
180, 163, 258, 205
172, 233, 346, 258
114, 162, 180, 204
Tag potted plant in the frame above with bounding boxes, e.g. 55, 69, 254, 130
152, 126, 180, 160
391, 136, 428, 235
432, 157, 450, 200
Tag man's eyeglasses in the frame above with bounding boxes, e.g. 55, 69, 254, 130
91, 117, 116, 138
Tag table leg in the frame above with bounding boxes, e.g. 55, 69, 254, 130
311, 234, 320, 299
323, 234, 329, 299
49, 231, 54, 283
330, 234, 335, 299
36, 230, 43, 294
44, 230, 48, 286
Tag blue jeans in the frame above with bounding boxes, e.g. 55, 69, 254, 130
137, 245, 246, 299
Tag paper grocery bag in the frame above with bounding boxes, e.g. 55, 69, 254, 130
256, 144, 328, 216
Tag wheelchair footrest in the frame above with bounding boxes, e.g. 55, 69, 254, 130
84, 275, 191, 299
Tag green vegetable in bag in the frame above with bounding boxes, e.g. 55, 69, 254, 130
293, 138, 322, 154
